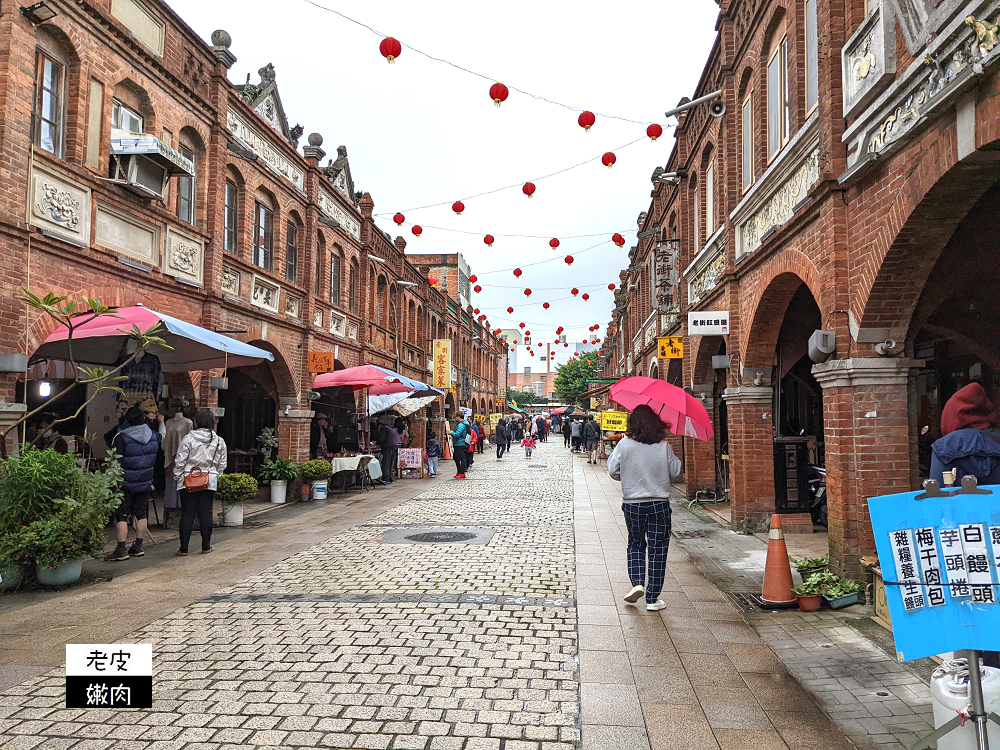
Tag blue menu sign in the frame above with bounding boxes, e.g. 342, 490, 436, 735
868, 480, 1000, 662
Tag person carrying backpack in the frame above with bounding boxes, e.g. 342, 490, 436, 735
426, 431, 441, 477
583, 415, 600, 464
466, 421, 478, 468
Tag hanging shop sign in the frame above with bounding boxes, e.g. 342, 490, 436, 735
459, 406, 473, 418
687, 311, 730, 336
868, 479, 1000, 661
600, 410, 629, 432
657, 337, 684, 359
308, 351, 337, 374
432, 339, 451, 390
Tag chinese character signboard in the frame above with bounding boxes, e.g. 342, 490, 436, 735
868, 485, 1000, 661
308, 351, 337, 373
489, 413, 502, 430
657, 337, 684, 359
653, 240, 680, 316
66, 644, 152, 708
687, 311, 730, 336
432, 339, 451, 390
600, 410, 629, 432
398, 448, 422, 469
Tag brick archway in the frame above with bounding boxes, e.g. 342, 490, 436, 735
244, 340, 297, 401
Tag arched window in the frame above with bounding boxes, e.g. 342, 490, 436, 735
224, 165, 243, 254
691, 174, 700, 251
408, 300, 416, 342
315, 232, 326, 294
253, 188, 276, 272
376, 276, 387, 327
330, 245, 342, 307
176, 127, 203, 226
739, 68, 755, 192
33, 27, 75, 157
805, 0, 819, 114
767, 16, 790, 160
349, 259, 359, 313
285, 211, 303, 284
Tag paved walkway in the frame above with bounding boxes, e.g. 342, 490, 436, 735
0, 442, 861, 749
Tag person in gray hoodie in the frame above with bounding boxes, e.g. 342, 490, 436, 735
607, 404, 683, 612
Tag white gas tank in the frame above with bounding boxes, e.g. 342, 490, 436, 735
931, 659, 1000, 750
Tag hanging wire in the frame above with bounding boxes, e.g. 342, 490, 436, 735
300, 0, 651, 125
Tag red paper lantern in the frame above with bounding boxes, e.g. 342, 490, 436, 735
646, 123, 663, 141
557, 326, 564, 333
452, 200, 465, 215
429, 277, 438, 286
595, 338, 601, 343
524, 288, 532, 297
519, 322, 525, 328
612, 233, 625, 247
469, 274, 478, 283
564, 255, 574, 266
522, 182, 536, 198
513, 340, 519, 345
582, 293, 590, 301
542, 302, 550, 309
525, 331, 531, 336
473, 285, 482, 294
608, 283, 616, 291
602, 151, 616, 168
571, 288, 579, 296
393, 212, 405, 226
578, 110, 596, 131
587, 360, 593, 365
473, 308, 480, 315
564, 343, 569, 348
513, 268, 522, 278
484, 234, 495, 247
489, 82, 509, 107
598, 349, 603, 355
379, 36, 402, 63
507, 306, 514, 313
411, 225, 423, 237
549, 238, 560, 250
479, 314, 487, 321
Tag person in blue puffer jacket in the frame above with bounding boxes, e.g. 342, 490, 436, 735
106, 406, 163, 561
930, 383, 1000, 488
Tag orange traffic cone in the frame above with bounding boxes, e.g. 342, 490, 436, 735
761, 514, 797, 608
443, 435, 452, 460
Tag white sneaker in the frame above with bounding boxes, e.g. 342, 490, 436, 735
646, 600, 666, 611
624, 585, 645, 603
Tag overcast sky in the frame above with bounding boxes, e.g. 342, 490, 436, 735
169, 0, 719, 368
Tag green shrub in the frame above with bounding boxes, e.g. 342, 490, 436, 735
216, 473, 258, 504
298, 459, 332, 482
257, 457, 298, 482
0, 448, 84, 535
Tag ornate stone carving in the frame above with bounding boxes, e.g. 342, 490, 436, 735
690, 251, 726, 302
226, 110, 304, 192
251, 276, 280, 313
967, 14, 999, 55
313, 309, 323, 327
330, 312, 347, 337
288, 124, 303, 149
221, 267, 240, 296
169, 240, 198, 274
35, 183, 80, 229
739, 148, 820, 257
317, 189, 361, 241
284, 295, 301, 318
348, 322, 358, 340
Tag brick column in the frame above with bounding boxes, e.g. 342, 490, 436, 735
278, 409, 314, 464
722, 386, 775, 530
683, 396, 717, 495
813, 358, 913, 579
0, 401, 27, 456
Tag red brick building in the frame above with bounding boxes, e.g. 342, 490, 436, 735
0, 0, 502, 465
601, 0, 1000, 575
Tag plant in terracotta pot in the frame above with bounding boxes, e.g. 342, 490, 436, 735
216, 473, 258, 527
298, 459, 333, 501
791, 574, 825, 612
258, 458, 298, 504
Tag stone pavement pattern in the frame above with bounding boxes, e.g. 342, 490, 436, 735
0, 442, 862, 750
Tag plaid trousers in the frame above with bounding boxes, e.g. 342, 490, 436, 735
622, 500, 672, 603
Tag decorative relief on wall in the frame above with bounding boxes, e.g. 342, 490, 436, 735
221, 267, 240, 296
163, 230, 204, 284
250, 276, 280, 314
348, 322, 358, 340
314, 309, 323, 327
330, 312, 347, 337
226, 110, 304, 192
30, 167, 91, 241
170, 241, 197, 274
739, 148, 820, 257
690, 252, 726, 303
284, 295, 301, 319
843, 4, 896, 117
318, 190, 361, 241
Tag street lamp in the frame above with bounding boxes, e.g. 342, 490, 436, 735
20, 2, 58, 25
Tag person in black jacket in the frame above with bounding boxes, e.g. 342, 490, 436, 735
106, 406, 163, 561
377, 421, 397, 485
496, 418, 509, 460
583, 415, 600, 464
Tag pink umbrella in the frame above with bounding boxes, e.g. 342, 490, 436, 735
313, 365, 440, 396
610, 376, 714, 442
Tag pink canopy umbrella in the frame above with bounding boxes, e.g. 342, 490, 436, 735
313, 365, 440, 396
610, 376, 714, 442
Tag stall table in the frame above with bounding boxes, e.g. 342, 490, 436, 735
331, 454, 375, 493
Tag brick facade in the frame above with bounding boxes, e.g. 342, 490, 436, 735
601, 0, 1000, 576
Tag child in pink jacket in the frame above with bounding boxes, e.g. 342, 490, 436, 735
521, 434, 536, 458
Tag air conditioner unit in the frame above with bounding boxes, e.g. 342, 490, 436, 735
110, 153, 169, 200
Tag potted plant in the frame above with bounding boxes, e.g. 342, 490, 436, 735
789, 554, 828, 581
299, 459, 332, 500
258, 458, 298, 504
791, 574, 825, 612
812, 571, 863, 609
215, 473, 258, 527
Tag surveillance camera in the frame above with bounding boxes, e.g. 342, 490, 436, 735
874, 339, 897, 356
709, 100, 727, 117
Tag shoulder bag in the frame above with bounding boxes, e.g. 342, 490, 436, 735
184, 436, 220, 492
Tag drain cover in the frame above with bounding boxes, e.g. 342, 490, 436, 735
404, 531, 478, 543
672, 530, 707, 539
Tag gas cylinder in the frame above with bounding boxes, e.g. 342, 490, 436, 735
930, 658, 1000, 750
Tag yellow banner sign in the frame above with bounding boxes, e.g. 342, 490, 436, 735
657, 336, 684, 359
432, 339, 451, 389
600, 410, 629, 432
489, 413, 503, 429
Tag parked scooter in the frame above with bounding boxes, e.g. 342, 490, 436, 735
807, 465, 827, 526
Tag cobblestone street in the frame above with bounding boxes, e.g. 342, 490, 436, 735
1, 444, 858, 749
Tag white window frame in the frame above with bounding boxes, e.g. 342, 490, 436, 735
742, 94, 754, 192
112, 98, 143, 134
